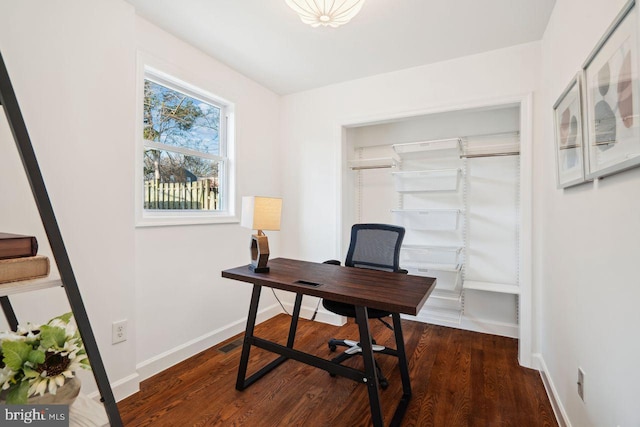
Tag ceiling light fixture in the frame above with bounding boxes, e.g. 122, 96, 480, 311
285, 0, 366, 28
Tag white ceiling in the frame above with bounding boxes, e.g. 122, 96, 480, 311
125, 0, 556, 95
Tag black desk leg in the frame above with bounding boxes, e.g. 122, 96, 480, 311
355, 306, 384, 427
286, 293, 303, 348
389, 313, 412, 427
236, 284, 262, 391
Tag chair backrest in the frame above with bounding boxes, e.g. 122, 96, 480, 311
345, 224, 405, 272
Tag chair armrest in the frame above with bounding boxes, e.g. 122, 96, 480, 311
323, 260, 341, 266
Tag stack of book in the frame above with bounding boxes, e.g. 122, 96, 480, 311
0, 232, 50, 284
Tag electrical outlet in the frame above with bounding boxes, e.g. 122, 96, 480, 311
577, 367, 585, 401
112, 320, 127, 344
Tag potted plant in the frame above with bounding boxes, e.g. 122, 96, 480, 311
0, 312, 90, 404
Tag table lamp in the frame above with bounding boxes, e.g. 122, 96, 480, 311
241, 196, 282, 273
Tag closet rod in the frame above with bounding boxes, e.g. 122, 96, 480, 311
461, 151, 520, 159
350, 165, 395, 170
461, 131, 520, 158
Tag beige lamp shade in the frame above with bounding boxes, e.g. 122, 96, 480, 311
241, 196, 282, 231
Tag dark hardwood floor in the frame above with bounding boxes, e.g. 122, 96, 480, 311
119, 314, 557, 426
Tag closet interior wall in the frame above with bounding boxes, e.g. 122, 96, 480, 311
344, 105, 521, 337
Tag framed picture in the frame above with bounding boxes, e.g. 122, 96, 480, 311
583, 0, 640, 180
553, 74, 587, 188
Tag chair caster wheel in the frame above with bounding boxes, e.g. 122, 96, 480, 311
379, 380, 389, 390
329, 373, 337, 377
329, 344, 337, 352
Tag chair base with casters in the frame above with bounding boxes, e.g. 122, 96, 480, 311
323, 294, 400, 390
327, 337, 398, 389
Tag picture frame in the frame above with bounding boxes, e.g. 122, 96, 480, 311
553, 74, 587, 188
583, 0, 640, 180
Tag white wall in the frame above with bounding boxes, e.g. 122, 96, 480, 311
0, 0, 137, 398
539, 0, 640, 425
133, 18, 282, 381
0, 0, 282, 402
279, 42, 540, 333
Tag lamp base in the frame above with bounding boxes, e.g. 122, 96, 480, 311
249, 265, 270, 273
249, 232, 270, 273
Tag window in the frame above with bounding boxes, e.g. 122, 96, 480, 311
138, 66, 235, 225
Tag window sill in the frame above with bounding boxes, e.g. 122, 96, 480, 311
136, 212, 239, 228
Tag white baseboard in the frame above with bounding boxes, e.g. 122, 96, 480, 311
458, 315, 519, 338
402, 310, 519, 338
295, 299, 517, 338
88, 372, 140, 402
133, 303, 282, 388
533, 353, 571, 427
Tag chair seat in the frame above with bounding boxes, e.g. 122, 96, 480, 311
322, 299, 391, 319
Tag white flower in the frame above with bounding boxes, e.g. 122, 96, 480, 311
16, 322, 41, 339
0, 331, 27, 342
0, 366, 16, 390
48, 318, 78, 338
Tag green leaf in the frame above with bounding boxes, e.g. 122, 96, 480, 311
1, 341, 31, 371
39, 325, 66, 349
5, 381, 29, 404
22, 366, 39, 379
27, 349, 45, 365
51, 312, 73, 324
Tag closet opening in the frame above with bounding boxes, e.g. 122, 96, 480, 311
340, 98, 533, 367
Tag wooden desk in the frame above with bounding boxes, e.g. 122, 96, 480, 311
222, 258, 436, 427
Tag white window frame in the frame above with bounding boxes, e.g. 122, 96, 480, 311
135, 53, 236, 227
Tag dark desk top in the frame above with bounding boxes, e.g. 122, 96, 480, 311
222, 258, 436, 316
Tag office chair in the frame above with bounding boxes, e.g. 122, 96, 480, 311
323, 223, 406, 389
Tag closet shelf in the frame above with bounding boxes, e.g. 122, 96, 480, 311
422, 291, 463, 311
0, 278, 62, 297
392, 209, 462, 231
403, 262, 462, 272
407, 269, 462, 300
392, 168, 460, 192
348, 157, 398, 170
392, 138, 461, 159
400, 245, 462, 270
463, 280, 519, 294
461, 142, 520, 158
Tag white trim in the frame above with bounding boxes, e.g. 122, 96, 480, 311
135, 303, 281, 383
144, 67, 230, 111
402, 312, 520, 338
143, 140, 225, 162
458, 316, 519, 338
534, 353, 571, 427
135, 50, 237, 227
87, 372, 141, 403
518, 93, 534, 368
